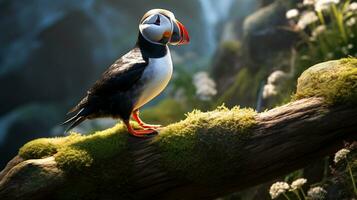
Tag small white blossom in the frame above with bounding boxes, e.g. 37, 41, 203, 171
348, 44, 354, 49
348, 2, 357, 12
334, 148, 350, 163
263, 71, 288, 99
307, 186, 327, 200
290, 178, 307, 191
286, 9, 299, 19
270, 182, 290, 199
263, 84, 277, 99
315, 0, 340, 12
297, 11, 319, 29
267, 71, 288, 85
193, 71, 217, 101
303, 0, 316, 6
311, 25, 326, 39
346, 17, 356, 27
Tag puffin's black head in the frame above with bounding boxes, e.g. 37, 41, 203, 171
139, 9, 190, 46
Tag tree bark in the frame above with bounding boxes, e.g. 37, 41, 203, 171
1, 97, 356, 200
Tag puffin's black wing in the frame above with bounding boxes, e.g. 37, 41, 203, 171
89, 49, 148, 96
63, 48, 148, 131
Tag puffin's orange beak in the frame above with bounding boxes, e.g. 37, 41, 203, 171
170, 19, 190, 45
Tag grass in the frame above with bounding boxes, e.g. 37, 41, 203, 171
292, 0, 357, 77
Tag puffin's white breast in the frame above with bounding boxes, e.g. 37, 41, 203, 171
134, 48, 173, 110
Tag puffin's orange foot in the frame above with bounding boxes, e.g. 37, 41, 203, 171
128, 129, 157, 137
140, 124, 162, 129
132, 110, 162, 130
124, 120, 157, 138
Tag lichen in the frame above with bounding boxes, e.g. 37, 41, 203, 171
154, 105, 257, 182
19, 123, 130, 172
294, 58, 357, 105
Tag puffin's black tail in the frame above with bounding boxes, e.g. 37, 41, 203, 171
61, 108, 88, 133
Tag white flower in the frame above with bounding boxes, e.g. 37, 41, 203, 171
297, 11, 319, 29
286, 9, 299, 19
311, 25, 326, 39
270, 182, 290, 199
307, 186, 327, 200
303, 0, 316, 6
263, 84, 277, 99
291, 178, 307, 191
334, 148, 350, 163
315, 0, 340, 12
348, 44, 354, 49
346, 17, 356, 27
348, 2, 357, 12
263, 71, 288, 99
193, 71, 217, 101
267, 71, 288, 85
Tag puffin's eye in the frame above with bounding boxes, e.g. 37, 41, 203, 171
154, 15, 160, 25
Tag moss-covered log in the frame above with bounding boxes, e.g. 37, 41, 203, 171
0, 59, 356, 200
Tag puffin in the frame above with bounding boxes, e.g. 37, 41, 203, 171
62, 9, 190, 137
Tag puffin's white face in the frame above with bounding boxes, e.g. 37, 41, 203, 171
139, 9, 190, 46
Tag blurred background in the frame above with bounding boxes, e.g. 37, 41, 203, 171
0, 0, 356, 198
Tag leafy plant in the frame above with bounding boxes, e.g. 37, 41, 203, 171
286, 0, 357, 77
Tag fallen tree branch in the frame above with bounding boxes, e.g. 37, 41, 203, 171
0, 98, 356, 200
0, 59, 356, 200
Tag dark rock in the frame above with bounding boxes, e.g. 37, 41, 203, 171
242, 1, 298, 69
211, 40, 242, 95
0, 11, 103, 116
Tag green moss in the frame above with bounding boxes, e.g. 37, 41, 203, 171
18, 104, 257, 195
220, 40, 242, 55
19, 123, 129, 172
55, 147, 93, 172
19, 138, 58, 159
155, 105, 257, 182
50, 124, 133, 198
294, 58, 357, 105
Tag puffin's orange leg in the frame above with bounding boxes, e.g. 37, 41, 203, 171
124, 120, 156, 137
132, 109, 162, 129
